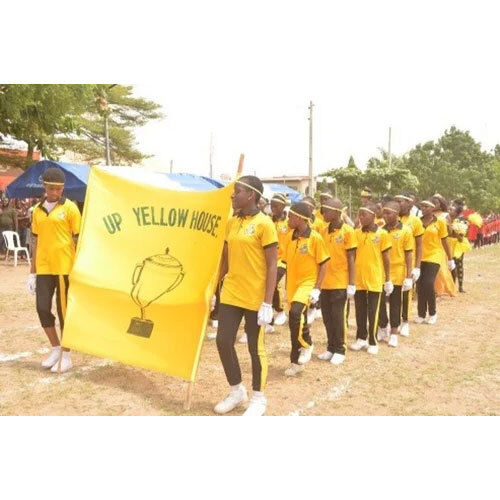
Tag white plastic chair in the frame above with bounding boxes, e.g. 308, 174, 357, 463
2, 231, 31, 267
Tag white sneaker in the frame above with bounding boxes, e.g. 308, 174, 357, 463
50, 351, 72, 373
298, 344, 314, 364
377, 325, 390, 342
414, 316, 425, 324
238, 332, 248, 343
426, 314, 437, 325
316, 308, 323, 319
367, 345, 379, 355
388, 334, 398, 348
41, 346, 61, 368
285, 363, 305, 376
265, 324, 275, 334
214, 386, 248, 414
400, 322, 410, 337
242, 394, 267, 416
350, 339, 368, 351
211, 319, 219, 328
206, 331, 217, 340
307, 308, 316, 324
274, 311, 287, 326
317, 351, 333, 361
330, 353, 346, 365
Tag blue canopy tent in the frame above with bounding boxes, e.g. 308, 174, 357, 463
5, 160, 90, 201
264, 183, 303, 203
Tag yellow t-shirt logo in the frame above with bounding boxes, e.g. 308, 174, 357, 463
246, 224, 256, 236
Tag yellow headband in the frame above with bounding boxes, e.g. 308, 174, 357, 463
302, 200, 316, 209
320, 192, 333, 198
382, 206, 399, 214
321, 204, 343, 213
271, 195, 287, 205
289, 209, 311, 221
43, 181, 64, 186
395, 195, 412, 202
236, 180, 263, 196
361, 190, 372, 197
421, 200, 436, 208
359, 206, 375, 215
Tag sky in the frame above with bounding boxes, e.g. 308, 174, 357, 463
6, 0, 500, 180
127, 1, 499, 179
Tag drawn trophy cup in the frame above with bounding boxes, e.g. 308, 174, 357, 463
127, 248, 185, 338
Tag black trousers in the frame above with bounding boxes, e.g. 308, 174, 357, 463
452, 255, 464, 290
354, 290, 382, 346
378, 285, 403, 329
272, 266, 286, 313
289, 301, 312, 364
417, 261, 440, 317
36, 275, 69, 331
320, 289, 348, 355
216, 303, 267, 391
209, 281, 222, 321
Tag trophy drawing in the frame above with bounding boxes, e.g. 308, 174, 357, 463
127, 248, 185, 338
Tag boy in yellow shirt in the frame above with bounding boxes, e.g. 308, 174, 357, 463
351, 202, 392, 355
282, 202, 330, 376
318, 197, 357, 365
376, 201, 414, 348
27, 167, 81, 373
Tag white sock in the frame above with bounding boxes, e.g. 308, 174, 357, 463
62, 351, 71, 359
51, 346, 61, 352
253, 391, 265, 400
231, 383, 242, 393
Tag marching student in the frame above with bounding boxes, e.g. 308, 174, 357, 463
354, 187, 373, 228
376, 201, 414, 348
449, 201, 471, 293
270, 193, 290, 326
395, 193, 424, 337
27, 167, 81, 373
416, 200, 455, 324
214, 175, 278, 416
281, 202, 329, 376
318, 197, 357, 365
350, 202, 392, 355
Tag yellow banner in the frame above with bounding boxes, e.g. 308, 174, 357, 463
62, 167, 233, 381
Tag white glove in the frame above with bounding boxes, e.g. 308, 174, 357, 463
411, 267, 421, 282
346, 284, 356, 298
257, 302, 273, 326
384, 281, 394, 296
309, 288, 321, 305
448, 260, 456, 271
210, 295, 216, 312
402, 278, 413, 292
27, 273, 36, 295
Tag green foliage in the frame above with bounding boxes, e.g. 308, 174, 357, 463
0, 84, 163, 168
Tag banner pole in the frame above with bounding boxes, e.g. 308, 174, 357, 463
184, 381, 194, 411
236, 153, 245, 178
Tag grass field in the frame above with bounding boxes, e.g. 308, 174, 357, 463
0, 244, 499, 416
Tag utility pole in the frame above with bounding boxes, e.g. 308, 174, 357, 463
308, 101, 314, 196
209, 132, 214, 178
388, 126, 392, 169
170, 159, 173, 173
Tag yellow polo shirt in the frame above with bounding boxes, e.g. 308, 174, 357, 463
422, 217, 448, 264
354, 226, 392, 292
31, 198, 81, 275
282, 227, 330, 304
221, 211, 278, 311
272, 213, 291, 269
312, 209, 327, 233
320, 223, 357, 290
400, 214, 425, 239
385, 222, 414, 285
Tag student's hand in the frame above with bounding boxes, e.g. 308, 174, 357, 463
309, 288, 321, 305
411, 267, 421, 282
402, 278, 413, 292
257, 302, 273, 326
210, 295, 216, 312
448, 260, 456, 271
346, 285, 356, 298
384, 281, 394, 296
27, 273, 36, 295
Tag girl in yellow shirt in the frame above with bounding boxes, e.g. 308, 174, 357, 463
281, 202, 330, 376
214, 176, 278, 416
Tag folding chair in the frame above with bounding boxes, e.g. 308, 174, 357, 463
2, 230, 31, 267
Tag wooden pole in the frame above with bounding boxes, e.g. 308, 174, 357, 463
184, 381, 194, 411
308, 101, 314, 196
236, 153, 245, 178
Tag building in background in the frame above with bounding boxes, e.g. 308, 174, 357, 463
261, 175, 318, 195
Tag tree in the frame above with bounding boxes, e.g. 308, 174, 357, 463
56, 85, 163, 165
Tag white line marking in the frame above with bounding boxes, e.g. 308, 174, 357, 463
0, 347, 50, 363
